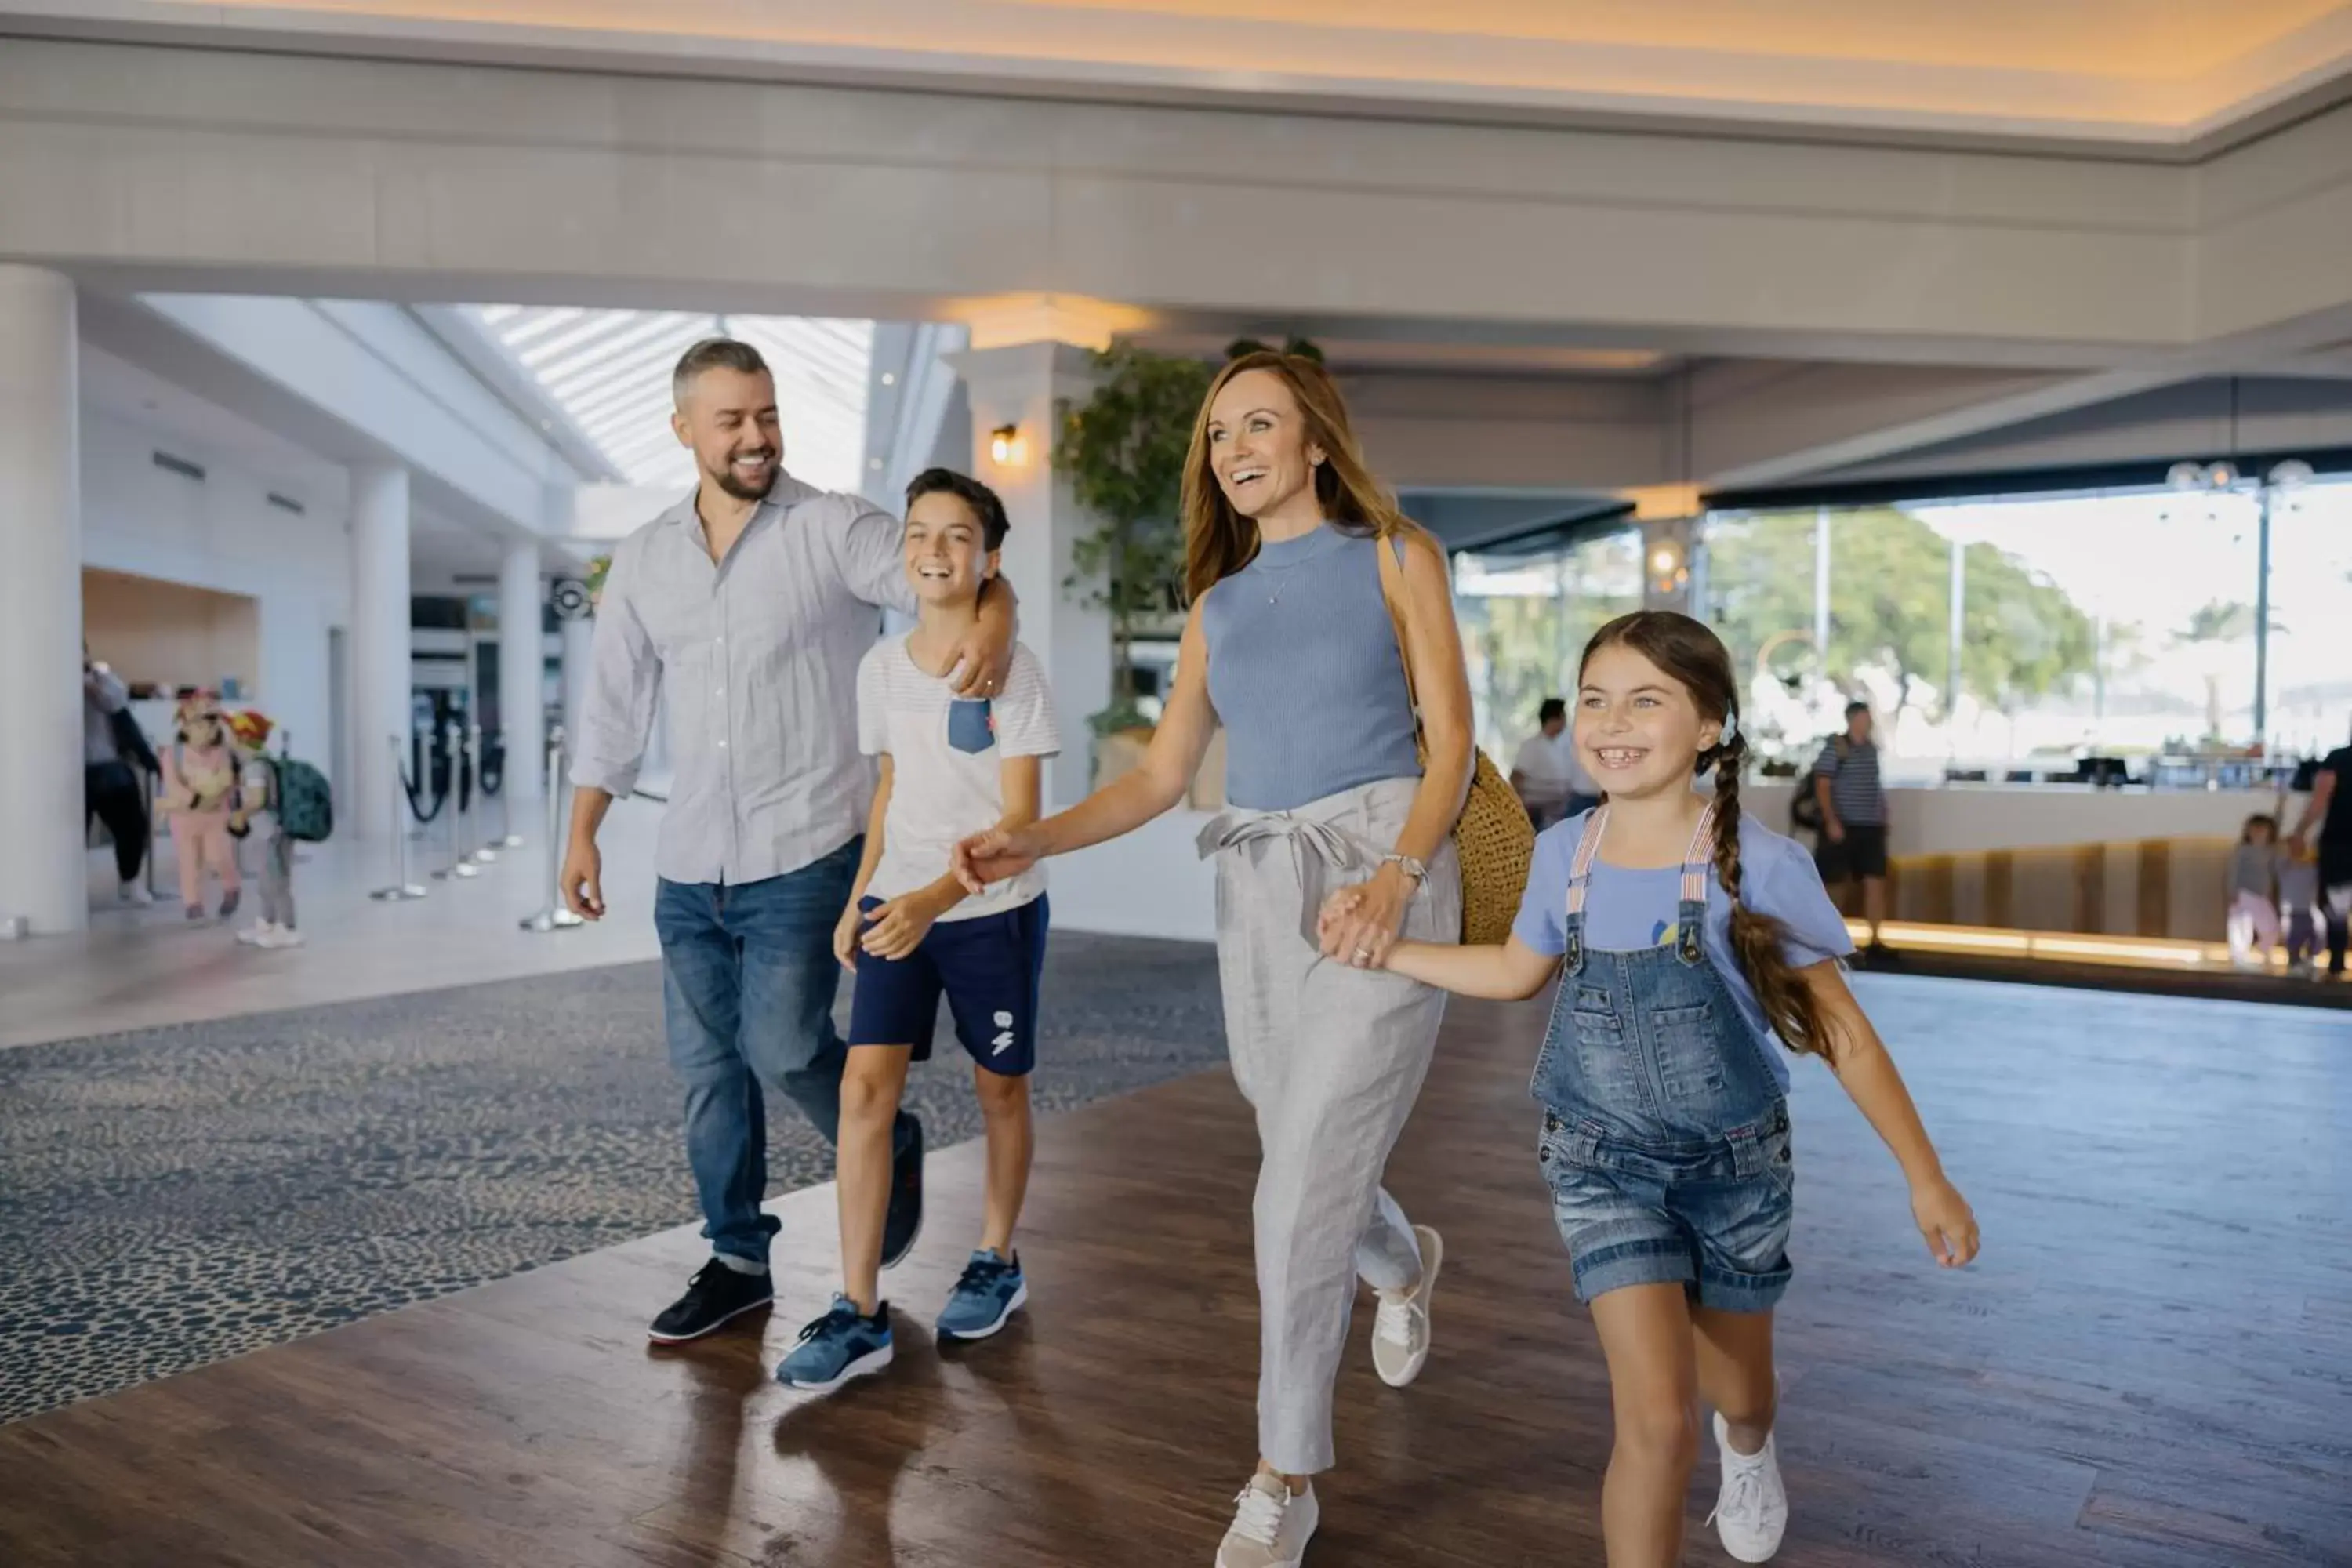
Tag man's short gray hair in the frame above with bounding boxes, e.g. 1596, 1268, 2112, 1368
673, 338, 770, 405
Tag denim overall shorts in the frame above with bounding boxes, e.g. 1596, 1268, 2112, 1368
1531, 802, 1795, 1312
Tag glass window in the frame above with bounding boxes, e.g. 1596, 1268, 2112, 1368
1700, 488, 2265, 778
1454, 527, 1642, 763
2265, 477, 2352, 758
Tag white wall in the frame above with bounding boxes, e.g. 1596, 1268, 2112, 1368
1046, 808, 1218, 944
79, 407, 352, 789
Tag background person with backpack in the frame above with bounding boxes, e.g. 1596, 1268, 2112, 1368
1813, 700, 1892, 955
226, 710, 333, 949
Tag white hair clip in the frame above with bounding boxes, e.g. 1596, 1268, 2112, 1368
1717, 710, 1740, 745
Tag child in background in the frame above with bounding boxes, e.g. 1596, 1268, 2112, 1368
2278, 839, 2322, 977
2226, 815, 2281, 971
226, 710, 303, 949
160, 693, 243, 922
776, 467, 1061, 1394
1365, 611, 1976, 1568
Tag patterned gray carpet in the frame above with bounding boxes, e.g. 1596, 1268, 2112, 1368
0, 932, 1225, 1425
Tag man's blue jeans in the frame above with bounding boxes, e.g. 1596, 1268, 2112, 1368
654, 840, 866, 1271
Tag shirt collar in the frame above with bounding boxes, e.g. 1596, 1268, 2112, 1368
655, 470, 826, 533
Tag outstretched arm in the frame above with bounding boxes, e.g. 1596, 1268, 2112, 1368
953, 604, 1218, 888
1799, 961, 1980, 1268
1379, 935, 1559, 1000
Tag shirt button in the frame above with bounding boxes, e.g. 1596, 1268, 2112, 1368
717, 740, 728, 750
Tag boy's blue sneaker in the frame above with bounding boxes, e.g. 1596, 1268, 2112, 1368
775, 1297, 894, 1392
937, 1249, 1028, 1341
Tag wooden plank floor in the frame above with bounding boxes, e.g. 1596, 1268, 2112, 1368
5, 975, 2349, 1566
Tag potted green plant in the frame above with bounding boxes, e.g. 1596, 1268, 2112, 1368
1054, 336, 1323, 757
1055, 343, 1213, 742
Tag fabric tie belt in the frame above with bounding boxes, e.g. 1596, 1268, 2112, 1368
1198, 808, 1380, 948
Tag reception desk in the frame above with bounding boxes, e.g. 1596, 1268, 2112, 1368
1743, 780, 2296, 942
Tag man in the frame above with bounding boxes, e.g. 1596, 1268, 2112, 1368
84, 644, 153, 905
2286, 717, 2352, 979
1813, 700, 1891, 953
562, 339, 1017, 1345
1508, 698, 1599, 829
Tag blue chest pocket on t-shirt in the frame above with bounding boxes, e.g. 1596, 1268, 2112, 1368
948, 699, 996, 755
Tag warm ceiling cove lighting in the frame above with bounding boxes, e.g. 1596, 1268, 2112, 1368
989, 424, 1025, 466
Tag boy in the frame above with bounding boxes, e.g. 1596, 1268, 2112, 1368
778, 467, 1059, 1392
227, 710, 303, 948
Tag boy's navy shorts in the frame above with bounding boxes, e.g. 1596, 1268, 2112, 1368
847, 893, 1048, 1076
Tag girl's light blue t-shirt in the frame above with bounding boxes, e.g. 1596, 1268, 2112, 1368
1510, 810, 1854, 1091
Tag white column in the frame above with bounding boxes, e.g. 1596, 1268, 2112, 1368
0, 267, 85, 935
497, 539, 545, 808
946, 340, 1112, 808
350, 464, 412, 842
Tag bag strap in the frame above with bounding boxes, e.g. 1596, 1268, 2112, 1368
1373, 530, 1422, 721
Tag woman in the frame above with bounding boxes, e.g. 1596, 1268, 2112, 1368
953, 351, 1473, 1567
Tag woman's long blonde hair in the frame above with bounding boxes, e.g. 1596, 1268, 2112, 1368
1180, 351, 1412, 601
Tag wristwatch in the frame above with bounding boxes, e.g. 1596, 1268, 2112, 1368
1381, 852, 1428, 886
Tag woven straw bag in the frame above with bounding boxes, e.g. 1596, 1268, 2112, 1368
1374, 532, 1537, 946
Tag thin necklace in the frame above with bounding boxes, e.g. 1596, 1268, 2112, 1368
1261, 559, 1310, 607
1254, 528, 1322, 606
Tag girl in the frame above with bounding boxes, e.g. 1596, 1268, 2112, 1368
1368, 612, 1977, 1567
2226, 814, 2281, 970
159, 693, 243, 922
954, 351, 1472, 1568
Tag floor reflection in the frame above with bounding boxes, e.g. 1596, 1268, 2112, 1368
771, 1319, 950, 1566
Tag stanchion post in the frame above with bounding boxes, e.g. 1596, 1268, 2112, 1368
466, 724, 499, 864
433, 720, 480, 880
492, 726, 522, 849
521, 724, 584, 932
369, 732, 427, 900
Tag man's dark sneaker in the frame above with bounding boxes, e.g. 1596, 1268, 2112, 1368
648, 1259, 775, 1345
881, 1110, 925, 1269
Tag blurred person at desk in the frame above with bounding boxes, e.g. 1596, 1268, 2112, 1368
83, 642, 155, 905
1510, 697, 1601, 829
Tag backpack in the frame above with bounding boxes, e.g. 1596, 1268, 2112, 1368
273, 756, 335, 843
1788, 736, 1846, 833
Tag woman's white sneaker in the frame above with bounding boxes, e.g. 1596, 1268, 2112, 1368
1708, 1410, 1789, 1563
1370, 1223, 1442, 1388
1214, 1473, 1318, 1568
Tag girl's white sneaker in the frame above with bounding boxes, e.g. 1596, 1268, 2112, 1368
1709, 1409, 1789, 1563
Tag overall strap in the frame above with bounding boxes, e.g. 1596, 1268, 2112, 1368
1679, 800, 1720, 906
1564, 804, 1610, 919
1561, 803, 1609, 973
1674, 800, 1721, 963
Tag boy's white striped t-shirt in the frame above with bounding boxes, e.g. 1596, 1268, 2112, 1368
856, 635, 1059, 921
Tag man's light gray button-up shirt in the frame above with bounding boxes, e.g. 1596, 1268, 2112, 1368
570, 474, 916, 887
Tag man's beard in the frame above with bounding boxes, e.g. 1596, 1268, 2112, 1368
706, 451, 779, 503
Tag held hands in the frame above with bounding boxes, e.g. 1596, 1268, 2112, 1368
858, 886, 955, 962
1315, 862, 1414, 970
1911, 1174, 1980, 1269
951, 826, 1043, 895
